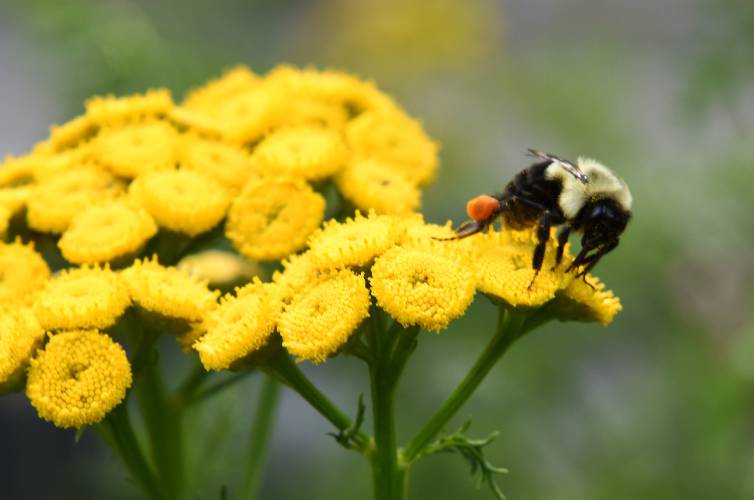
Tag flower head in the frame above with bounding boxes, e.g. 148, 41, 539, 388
226, 177, 325, 261
279, 269, 370, 363
85, 89, 174, 125
471, 230, 570, 307
0, 309, 45, 385
194, 280, 281, 370
182, 66, 261, 111
26, 329, 132, 428
34, 266, 129, 331
370, 246, 475, 331
179, 135, 257, 192
550, 274, 623, 326
307, 211, 399, 268
129, 169, 231, 236
346, 110, 438, 186
0, 240, 50, 310
178, 250, 260, 289
26, 167, 123, 233
121, 257, 219, 324
48, 115, 96, 151
95, 120, 178, 178
335, 158, 421, 215
58, 200, 158, 264
251, 126, 347, 180
272, 251, 331, 304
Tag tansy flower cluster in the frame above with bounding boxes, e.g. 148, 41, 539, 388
0, 65, 438, 264
193, 211, 622, 367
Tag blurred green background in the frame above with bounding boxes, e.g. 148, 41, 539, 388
2, 0, 754, 499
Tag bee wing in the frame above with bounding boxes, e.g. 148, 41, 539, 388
527, 148, 589, 184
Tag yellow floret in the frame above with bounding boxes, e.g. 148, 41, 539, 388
251, 126, 347, 180
34, 266, 129, 331
48, 115, 97, 151
129, 169, 231, 236
307, 211, 399, 268
95, 120, 179, 178
265, 65, 397, 112
0, 309, 45, 386
279, 269, 370, 363
271, 97, 349, 130
0, 155, 38, 188
58, 200, 158, 265
226, 177, 326, 261
194, 280, 281, 370
187, 86, 281, 143
470, 229, 571, 307
121, 257, 219, 323
26, 329, 132, 429
26, 166, 123, 234
335, 158, 421, 215
179, 134, 258, 192
177, 250, 260, 289
272, 251, 331, 304
551, 274, 623, 326
346, 110, 438, 186
183, 66, 261, 111
370, 246, 475, 331
0, 240, 51, 310
85, 89, 174, 125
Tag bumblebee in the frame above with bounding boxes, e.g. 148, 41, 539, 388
446, 149, 632, 287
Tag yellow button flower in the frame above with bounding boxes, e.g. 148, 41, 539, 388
271, 97, 348, 130
279, 269, 370, 363
34, 266, 129, 331
0, 155, 37, 188
121, 257, 219, 324
95, 120, 179, 178
179, 134, 258, 193
307, 211, 400, 268
370, 246, 475, 331
27, 167, 123, 234
272, 251, 331, 304
226, 177, 326, 261
206, 86, 282, 143
48, 115, 96, 151
0, 309, 45, 386
183, 66, 261, 111
470, 230, 570, 308
26, 329, 132, 429
85, 89, 173, 125
0, 240, 50, 310
346, 110, 438, 186
194, 280, 281, 370
551, 274, 623, 326
129, 169, 231, 236
58, 199, 158, 265
251, 126, 347, 180
335, 158, 421, 215
178, 250, 260, 289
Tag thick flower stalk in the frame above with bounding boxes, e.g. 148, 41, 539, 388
0, 63, 623, 500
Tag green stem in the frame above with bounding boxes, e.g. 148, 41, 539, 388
241, 375, 282, 500
136, 354, 186, 500
99, 401, 167, 500
402, 307, 528, 463
175, 362, 210, 407
264, 350, 370, 451
368, 316, 407, 500
188, 371, 254, 406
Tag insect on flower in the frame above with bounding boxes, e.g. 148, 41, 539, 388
441, 149, 632, 288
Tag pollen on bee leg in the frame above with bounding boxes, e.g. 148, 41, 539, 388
466, 195, 500, 223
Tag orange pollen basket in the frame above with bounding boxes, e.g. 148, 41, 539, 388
466, 195, 499, 222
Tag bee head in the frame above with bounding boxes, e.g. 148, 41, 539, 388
581, 200, 630, 250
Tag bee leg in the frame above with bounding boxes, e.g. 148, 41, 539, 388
434, 220, 488, 241
528, 212, 552, 290
573, 239, 619, 286
565, 246, 589, 274
552, 226, 572, 270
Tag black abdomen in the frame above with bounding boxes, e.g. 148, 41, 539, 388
496, 160, 565, 229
